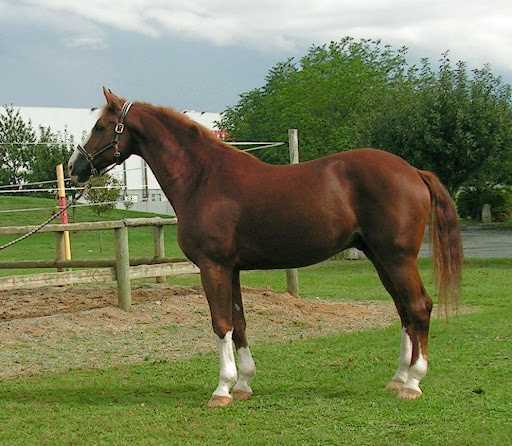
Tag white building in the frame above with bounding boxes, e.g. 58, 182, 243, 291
13, 106, 222, 215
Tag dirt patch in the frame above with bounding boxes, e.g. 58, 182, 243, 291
0, 284, 396, 379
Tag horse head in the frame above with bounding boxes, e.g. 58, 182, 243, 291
69, 87, 136, 184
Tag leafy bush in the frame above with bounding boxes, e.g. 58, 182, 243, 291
457, 186, 512, 222
83, 174, 123, 218
0, 105, 72, 186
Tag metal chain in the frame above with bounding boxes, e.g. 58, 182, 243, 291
0, 191, 83, 251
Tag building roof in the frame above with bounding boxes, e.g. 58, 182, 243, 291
9, 106, 221, 143
14, 106, 101, 143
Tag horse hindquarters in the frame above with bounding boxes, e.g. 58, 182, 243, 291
356, 169, 433, 399
361, 168, 461, 399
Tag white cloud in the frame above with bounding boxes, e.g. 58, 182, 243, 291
6, 0, 512, 71
66, 36, 107, 50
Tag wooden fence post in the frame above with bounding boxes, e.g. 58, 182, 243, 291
153, 224, 166, 283
56, 164, 71, 262
287, 129, 300, 297
115, 225, 131, 310
55, 232, 65, 272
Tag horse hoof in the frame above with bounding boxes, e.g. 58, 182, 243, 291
207, 395, 233, 408
386, 379, 405, 393
232, 389, 253, 401
398, 387, 422, 400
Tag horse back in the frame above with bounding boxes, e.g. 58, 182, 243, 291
180, 148, 431, 269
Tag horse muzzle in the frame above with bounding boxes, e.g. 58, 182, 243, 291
68, 148, 92, 185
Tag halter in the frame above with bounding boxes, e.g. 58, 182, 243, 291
76, 100, 133, 176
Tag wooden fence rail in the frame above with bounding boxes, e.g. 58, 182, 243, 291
0, 217, 177, 235
0, 217, 197, 310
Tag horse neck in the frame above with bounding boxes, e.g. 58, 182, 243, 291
135, 110, 223, 216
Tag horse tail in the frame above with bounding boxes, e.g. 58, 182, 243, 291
418, 170, 463, 317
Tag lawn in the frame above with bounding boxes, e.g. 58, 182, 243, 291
0, 196, 183, 277
0, 197, 511, 444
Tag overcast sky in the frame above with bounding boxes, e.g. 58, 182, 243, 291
1, 0, 511, 112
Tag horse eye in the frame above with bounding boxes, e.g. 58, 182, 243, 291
95, 122, 105, 131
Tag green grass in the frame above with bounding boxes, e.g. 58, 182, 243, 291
459, 217, 512, 230
0, 273, 510, 445
0, 263, 510, 445
174, 258, 512, 307
0, 309, 509, 445
0, 196, 183, 277
0, 197, 511, 444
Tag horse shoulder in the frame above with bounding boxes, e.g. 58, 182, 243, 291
178, 196, 241, 264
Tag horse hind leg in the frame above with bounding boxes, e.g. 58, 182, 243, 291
231, 270, 256, 401
364, 247, 432, 399
384, 260, 432, 400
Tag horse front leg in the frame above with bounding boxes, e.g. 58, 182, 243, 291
231, 270, 256, 401
200, 262, 238, 408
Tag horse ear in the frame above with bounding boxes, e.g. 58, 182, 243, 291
102, 86, 123, 111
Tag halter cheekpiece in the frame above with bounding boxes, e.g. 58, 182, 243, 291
76, 100, 133, 176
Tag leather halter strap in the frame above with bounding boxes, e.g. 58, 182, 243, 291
76, 101, 133, 176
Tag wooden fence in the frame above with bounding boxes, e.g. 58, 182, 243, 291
0, 130, 303, 308
0, 217, 198, 310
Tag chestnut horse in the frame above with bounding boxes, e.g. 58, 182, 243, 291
69, 89, 462, 408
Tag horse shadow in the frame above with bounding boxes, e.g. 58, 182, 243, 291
0, 379, 361, 409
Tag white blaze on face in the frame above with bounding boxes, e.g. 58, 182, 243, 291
212, 329, 238, 398
68, 148, 81, 183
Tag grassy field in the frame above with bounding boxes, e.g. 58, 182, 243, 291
0, 196, 511, 444
0, 196, 183, 277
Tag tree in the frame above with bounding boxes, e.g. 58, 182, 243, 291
0, 106, 36, 185
83, 174, 123, 251
220, 39, 512, 197
370, 54, 512, 193
220, 38, 409, 164
26, 127, 74, 184
83, 174, 123, 218
0, 106, 74, 187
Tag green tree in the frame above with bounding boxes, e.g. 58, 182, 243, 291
0, 106, 36, 185
371, 54, 512, 193
220, 39, 512, 198
27, 127, 74, 184
84, 174, 123, 218
0, 106, 74, 187
220, 38, 408, 164
83, 174, 123, 252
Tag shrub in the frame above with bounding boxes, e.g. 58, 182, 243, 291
457, 185, 512, 222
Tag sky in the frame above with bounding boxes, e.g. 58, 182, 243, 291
1, 0, 511, 112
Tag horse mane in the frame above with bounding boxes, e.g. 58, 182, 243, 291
136, 102, 256, 158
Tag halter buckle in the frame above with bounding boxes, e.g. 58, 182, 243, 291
115, 123, 125, 134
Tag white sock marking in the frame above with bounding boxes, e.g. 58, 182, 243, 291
392, 327, 412, 384
403, 348, 428, 393
212, 329, 237, 398
234, 347, 256, 394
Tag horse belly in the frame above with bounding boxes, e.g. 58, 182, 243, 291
236, 213, 356, 270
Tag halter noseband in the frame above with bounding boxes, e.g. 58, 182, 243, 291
76, 101, 133, 176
